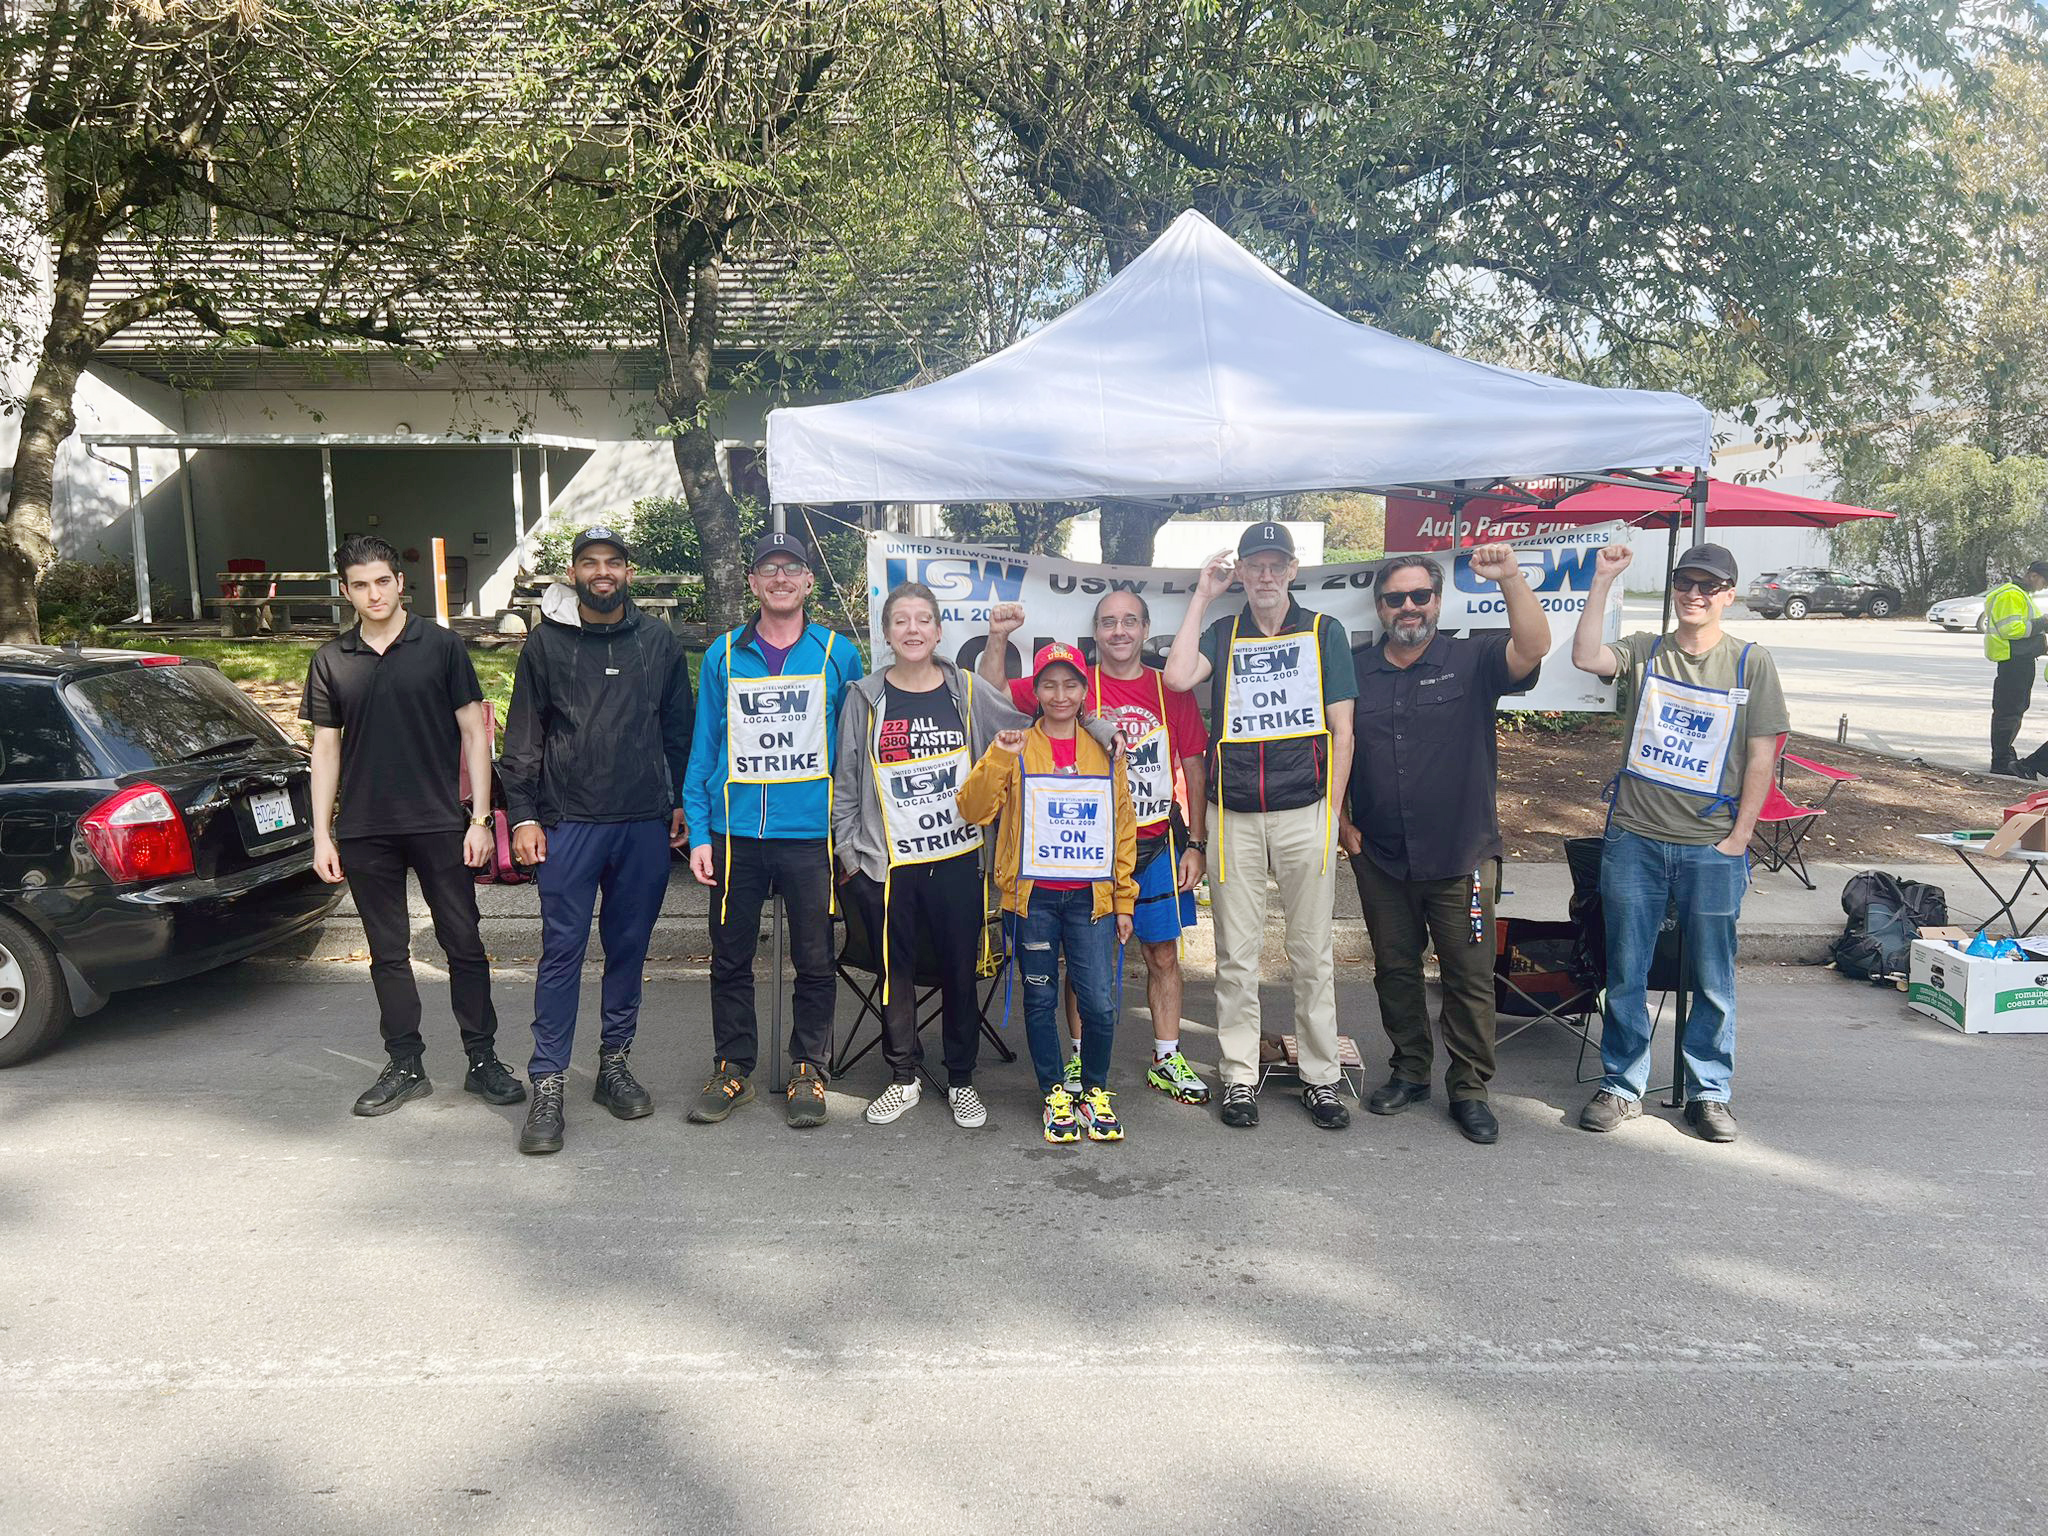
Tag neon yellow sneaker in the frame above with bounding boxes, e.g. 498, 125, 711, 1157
1146, 1050, 1210, 1104
1062, 1053, 1083, 1094
1078, 1086, 1124, 1142
1043, 1086, 1081, 1144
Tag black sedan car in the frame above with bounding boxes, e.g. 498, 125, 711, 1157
0, 644, 341, 1066
1746, 566, 1903, 619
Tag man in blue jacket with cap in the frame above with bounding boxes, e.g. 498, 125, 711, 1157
684, 532, 863, 1128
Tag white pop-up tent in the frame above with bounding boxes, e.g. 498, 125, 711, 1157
766, 210, 1712, 510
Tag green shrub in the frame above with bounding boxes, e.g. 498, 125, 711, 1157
39, 560, 180, 638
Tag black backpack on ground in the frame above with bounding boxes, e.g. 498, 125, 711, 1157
1831, 871, 1948, 982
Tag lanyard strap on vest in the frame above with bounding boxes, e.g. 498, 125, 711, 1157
1210, 611, 1334, 881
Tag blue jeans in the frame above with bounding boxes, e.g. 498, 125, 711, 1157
1009, 887, 1118, 1094
1598, 824, 1746, 1103
529, 819, 673, 1078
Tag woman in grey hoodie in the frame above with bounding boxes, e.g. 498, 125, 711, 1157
834, 582, 1032, 1129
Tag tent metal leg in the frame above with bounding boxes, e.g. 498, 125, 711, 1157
769, 897, 787, 1095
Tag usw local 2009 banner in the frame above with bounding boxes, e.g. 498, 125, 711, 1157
864, 523, 1624, 713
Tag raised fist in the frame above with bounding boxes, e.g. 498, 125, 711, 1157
1195, 550, 1236, 600
992, 728, 1028, 755
1596, 542, 1634, 576
1467, 543, 1521, 584
988, 601, 1026, 639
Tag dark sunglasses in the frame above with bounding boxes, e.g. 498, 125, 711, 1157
1672, 576, 1730, 596
1378, 588, 1436, 607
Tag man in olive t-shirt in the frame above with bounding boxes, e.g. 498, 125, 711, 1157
1571, 541, 1788, 1144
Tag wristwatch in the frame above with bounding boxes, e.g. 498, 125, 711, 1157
471, 815, 492, 828
1186, 839, 1208, 853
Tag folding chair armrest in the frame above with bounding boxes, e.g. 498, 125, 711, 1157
1782, 751, 1859, 783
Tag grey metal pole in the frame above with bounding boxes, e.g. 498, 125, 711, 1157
319, 446, 339, 597
1689, 465, 1709, 543
125, 446, 153, 624
769, 896, 788, 1095
772, 502, 788, 535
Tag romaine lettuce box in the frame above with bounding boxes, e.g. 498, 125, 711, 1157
1906, 939, 2048, 1034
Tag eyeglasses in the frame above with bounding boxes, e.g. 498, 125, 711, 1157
1672, 576, 1730, 596
1378, 588, 1436, 608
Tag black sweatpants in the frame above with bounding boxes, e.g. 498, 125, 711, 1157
707, 836, 836, 1076
338, 830, 498, 1062
849, 854, 987, 1088
1993, 657, 2037, 771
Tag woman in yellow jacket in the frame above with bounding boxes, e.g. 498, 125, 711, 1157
958, 642, 1137, 1143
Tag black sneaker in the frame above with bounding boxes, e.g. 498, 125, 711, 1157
1302, 1082, 1351, 1130
593, 1048, 654, 1120
520, 1073, 566, 1154
686, 1060, 754, 1124
352, 1055, 431, 1117
1220, 1082, 1259, 1128
1578, 1089, 1642, 1133
464, 1052, 525, 1105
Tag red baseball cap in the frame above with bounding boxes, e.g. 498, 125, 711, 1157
1030, 641, 1089, 684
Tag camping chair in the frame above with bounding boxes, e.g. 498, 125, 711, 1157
1493, 915, 1600, 1054
831, 883, 1016, 1087
1749, 734, 1860, 891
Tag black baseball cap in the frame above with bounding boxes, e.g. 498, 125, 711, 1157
1237, 521, 1295, 558
1674, 543, 1738, 585
571, 525, 633, 562
751, 532, 813, 570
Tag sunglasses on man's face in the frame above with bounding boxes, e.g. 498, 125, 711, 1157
1379, 587, 1436, 608
1672, 576, 1730, 596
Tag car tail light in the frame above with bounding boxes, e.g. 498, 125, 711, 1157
138, 654, 182, 667
80, 783, 195, 882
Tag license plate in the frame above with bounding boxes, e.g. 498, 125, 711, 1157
248, 788, 297, 836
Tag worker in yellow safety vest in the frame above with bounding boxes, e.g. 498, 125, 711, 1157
1986, 561, 2048, 776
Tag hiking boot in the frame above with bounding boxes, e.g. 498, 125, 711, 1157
1367, 1076, 1430, 1116
1579, 1089, 1642, 1133
1220, 1082, 1259, 1129
948, 1085, 988, 1128
1302, 1082, 1351, 1130
865, 1081, 921, 1125
463, 1052, 525, 1105
519, 1073, 566, 1154
353, 1055, 430, 1117
1146, 1050, 1210, 1104
685, 1060, 754, 1124
1685, 1099, 1739, 1143
593, 1048, 653, 1120
786, 1062, 829, 1128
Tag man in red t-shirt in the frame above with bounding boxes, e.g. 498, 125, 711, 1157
981, 591, 1212, 1104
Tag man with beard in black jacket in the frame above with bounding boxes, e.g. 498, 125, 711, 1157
500, 527, 694, 1154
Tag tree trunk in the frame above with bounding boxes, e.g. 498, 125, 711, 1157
1, 235, 99, 644
1098, 500, 1177, 567
652, 210, 748, 628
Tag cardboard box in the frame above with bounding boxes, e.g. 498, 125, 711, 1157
1918, 926, 1970, 944
1906, 938, 2048, 1033
1984, 813, 2048, 856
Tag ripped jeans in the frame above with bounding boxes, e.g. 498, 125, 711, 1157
1009, 886, 1118, 1095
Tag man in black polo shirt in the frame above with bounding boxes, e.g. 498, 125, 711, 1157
1337, 546, 1549, 1144
303, 534, 523, 1117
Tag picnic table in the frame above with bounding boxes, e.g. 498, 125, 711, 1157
509, 573, 699, 633
205, 571, 364, 636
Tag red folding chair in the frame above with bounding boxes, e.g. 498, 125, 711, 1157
1749, 733, 1860, 890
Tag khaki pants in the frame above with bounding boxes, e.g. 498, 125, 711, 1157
1212, 800, 1338, 1087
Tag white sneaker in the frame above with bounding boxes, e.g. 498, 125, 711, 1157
865, 1081, 921, 1124
948, 1085, 988, 1128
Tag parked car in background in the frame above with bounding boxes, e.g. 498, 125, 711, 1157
0, 645, 341, 1067
1926, 591, 1990, 633
1745, 567, 1904, 619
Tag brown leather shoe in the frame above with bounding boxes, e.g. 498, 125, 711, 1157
1685, 1099, 1739, 1143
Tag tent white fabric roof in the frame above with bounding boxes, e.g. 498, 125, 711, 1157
766, 211, 1712, 507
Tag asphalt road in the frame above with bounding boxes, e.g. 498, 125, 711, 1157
2, 961, 2042, 1534
1624, 599, 2000, 773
